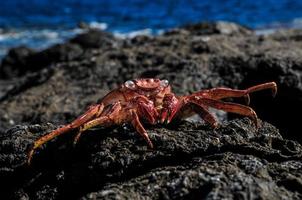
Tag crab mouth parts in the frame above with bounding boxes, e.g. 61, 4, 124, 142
135, 80, 160, 90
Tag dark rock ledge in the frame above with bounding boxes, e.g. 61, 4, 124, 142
1, 22, 302, 199
1, 118, 302, 199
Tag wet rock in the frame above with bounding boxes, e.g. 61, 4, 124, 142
0, 119, 301, 199
28, 43, 84, 66
0, 46, 36, 78
84, 154, 301, 200
0, 43, 83, 79
70, 29, 119, 49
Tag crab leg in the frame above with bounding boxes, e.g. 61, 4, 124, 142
190, 103, 218, 128
28, 103, 104, 164
75, 106, 154, 148
246, 82, 277, 95
73, 102, 121, 145
191, 98, 258, 127
135, 96, 158, 124
131, 110, 154, 148
192, 82, 277, 104
73, 116, 112, 145
193, 88, 251, 104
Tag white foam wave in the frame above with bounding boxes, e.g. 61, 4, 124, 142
291, 18, 302, 29
0, 26, 159, 59
255, 17, 302, 35
113, 28, 157, 39
255, 29, 277, 35
88, 21, 108, 30
0, 27, 85, 59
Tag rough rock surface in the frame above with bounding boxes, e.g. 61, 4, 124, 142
1, 119, 302, 199
0, 22, 302, 199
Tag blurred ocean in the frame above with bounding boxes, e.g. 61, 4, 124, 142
1, 0, 302, 59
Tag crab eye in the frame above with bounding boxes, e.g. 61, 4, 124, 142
125, 80, 136, 89
160, 79, 169, 87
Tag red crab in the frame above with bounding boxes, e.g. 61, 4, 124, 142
28, 78, 277, 164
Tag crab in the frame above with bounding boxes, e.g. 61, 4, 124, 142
28, 78, 277, 164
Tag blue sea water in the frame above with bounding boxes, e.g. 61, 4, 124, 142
1, 0, 302, 59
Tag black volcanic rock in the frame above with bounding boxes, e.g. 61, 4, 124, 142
1, 119, 301, 199
0, 22, 302, 199
70, 29, 119, 49
0, 46, 36, 78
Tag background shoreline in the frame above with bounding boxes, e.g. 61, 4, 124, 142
1, 0, 302, 60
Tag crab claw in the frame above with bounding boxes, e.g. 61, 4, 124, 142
137, 98, 158, 124
160, 108, 168, 123
161, 94, 179, 124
